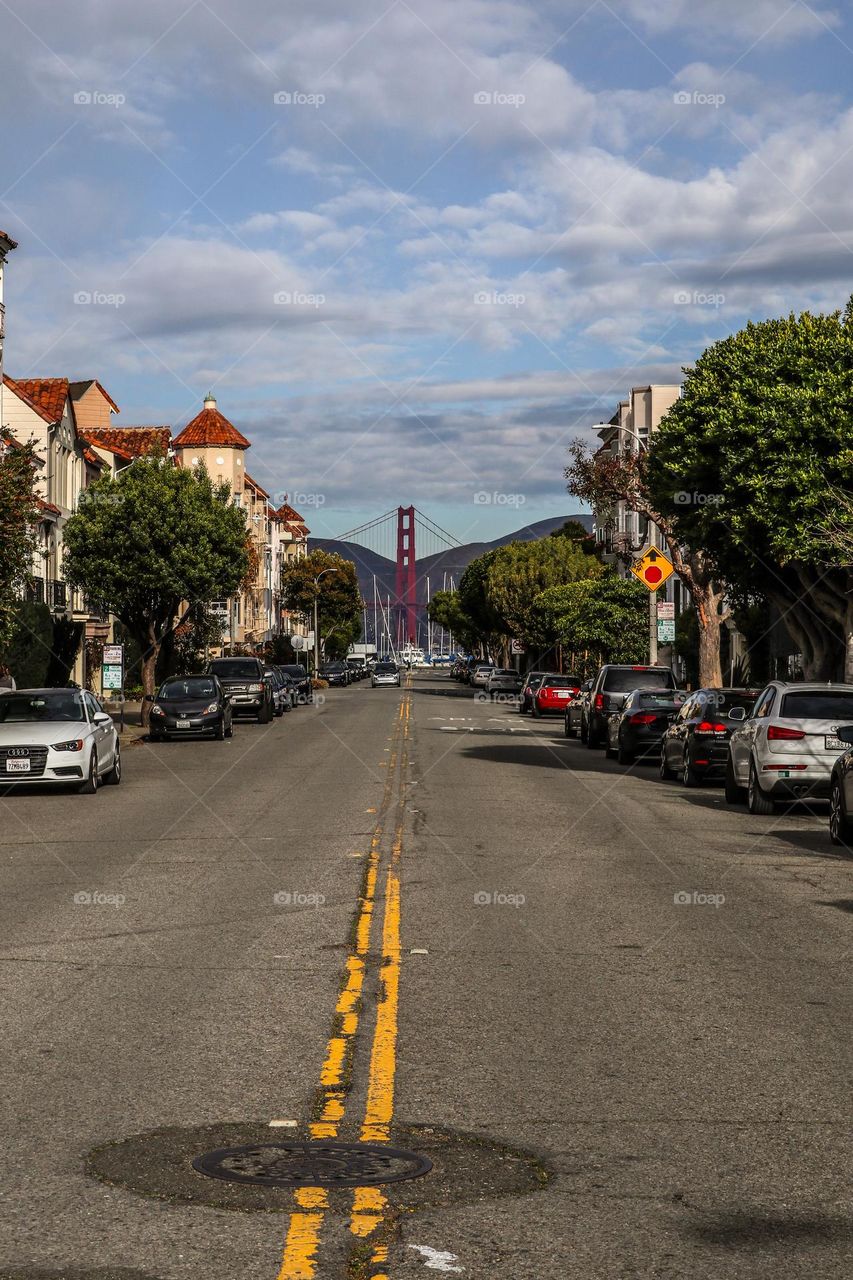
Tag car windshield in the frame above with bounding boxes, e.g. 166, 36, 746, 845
209, 660, 259, 677
375, 664, 397, 673
638, 691, 683, 706
542, 676, 580, 688
323, 662, 346, 671
492, 669, 517, 676
0, 691, 87, 722
708, 692, 759, 715
604, 668, 676, 692
280, 666, 306, 678
780, 690, 853, 719
159, 678, 216, 701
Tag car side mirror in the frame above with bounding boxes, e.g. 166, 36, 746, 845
728, 706, 747, 721
144, 693, 155, 702
94, 711, 112, 725
837, 725, 853, 745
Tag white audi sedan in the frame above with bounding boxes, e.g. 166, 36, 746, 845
725, 680, 853, 814
0, 688, 121, 793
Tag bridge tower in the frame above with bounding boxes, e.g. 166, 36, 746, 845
395, 505, 417, 645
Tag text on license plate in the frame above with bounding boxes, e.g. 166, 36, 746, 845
555, 691, 570, 697
177, 719, 191, 728
825, 736, 844, 750
6, 759, 30, 773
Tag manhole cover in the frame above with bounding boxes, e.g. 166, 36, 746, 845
192, 1141, 432, 1189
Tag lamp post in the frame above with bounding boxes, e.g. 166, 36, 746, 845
591, 423, 658, 665
313, 568, 340, 675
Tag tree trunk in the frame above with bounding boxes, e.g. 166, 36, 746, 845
845, 577, 853, 684
696, 599, 724, 687
139, 625, 160, 727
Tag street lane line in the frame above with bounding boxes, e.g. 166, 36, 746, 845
276, 696, 406, 1280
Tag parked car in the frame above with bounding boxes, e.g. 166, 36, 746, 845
372, 661, 401, 688
583, 665, 679, 748
278, 663, 313, 704
564, 678, 592, 738
0, 687, 120, 792
276, 670, 299, 709
346, 658, 366, 681
725, 681, 853, 813
660, 687, 760, 785
470, 663, 497, 689
461, 657, 483, 684
519, 671, 549, 714
605, 688, 686, 764
206, 657, 275, 722
531, 674, 582, 718
829, 726, 853, 845
321, 661, 351, 687
148, 674, 233, 741
486, 668, 523, 698
263, 666, 291, 716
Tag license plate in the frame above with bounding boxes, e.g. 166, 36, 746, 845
6, 759, 30, 773
825, 735, 844, 750
176, 719, 191, 729
554, 690, 569, 698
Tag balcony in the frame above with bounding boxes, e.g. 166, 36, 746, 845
25, 576, 45, 604
47, 579, 67, 609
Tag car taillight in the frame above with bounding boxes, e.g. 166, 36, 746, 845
629, 712, 657, 725
594, 693, 605, 711
767, 724, 806, 740
696, 721, 726, 734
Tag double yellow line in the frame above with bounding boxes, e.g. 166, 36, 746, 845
277, 684, 411, 1280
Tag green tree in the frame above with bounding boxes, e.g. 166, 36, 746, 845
63, 455, 248, 718
531, 573, 649, 672
0, 437, 40, 650
426, 589, 479, 653
485, 536, 601, 643
281, 549, 362, 664
645, 303, 853, 680
457, 550, 505, 656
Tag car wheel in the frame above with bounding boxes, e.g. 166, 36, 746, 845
747, 759, 776, 814
682, 750, 700, 788
829, 779, 853, 847
617, 741, 633, 765
580, 718, 588, 744
79, 749, 99, 794
564, 715, 576, 739
259, 701, 273, 724
660, 748, 676, 780
604, 735, 615, 759
532, 703, 541, 719
104, 744, 121, 785
226, 715, 234, 738
724, 754, 746, 804
215, 717, 226, 740
586, 723, 599, 749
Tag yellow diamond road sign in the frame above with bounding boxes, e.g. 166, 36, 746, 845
631, 546, 674, 591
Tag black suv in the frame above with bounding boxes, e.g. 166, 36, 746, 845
583, 664, 678, 748
206, 657, 274, 723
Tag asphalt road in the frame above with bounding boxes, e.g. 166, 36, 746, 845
0, 671, 850, 1280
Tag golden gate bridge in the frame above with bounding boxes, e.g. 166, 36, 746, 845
331, 506, 461, 652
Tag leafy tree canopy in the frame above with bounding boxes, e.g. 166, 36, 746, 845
531, 573, 649, 667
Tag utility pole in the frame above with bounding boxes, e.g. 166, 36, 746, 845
649, 591, 658, 666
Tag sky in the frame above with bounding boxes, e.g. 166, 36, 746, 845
2, 0, 852, 545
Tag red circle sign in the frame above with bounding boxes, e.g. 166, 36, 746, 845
645, 566, 663, 584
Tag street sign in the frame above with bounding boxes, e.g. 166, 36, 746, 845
103, 643, 123, 665
510, 639, 526, 654
657, 620, 676, 643
102, 664, 123, 690
631, 546, 674, 591
656, 601, 675, 620
291, 635, 305, 650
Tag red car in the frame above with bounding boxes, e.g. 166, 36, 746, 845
532, 674, 582, 717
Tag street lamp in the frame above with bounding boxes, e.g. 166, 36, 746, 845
313, 568, 340, 675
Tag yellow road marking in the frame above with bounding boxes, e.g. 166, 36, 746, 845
276, 697, 408, 1280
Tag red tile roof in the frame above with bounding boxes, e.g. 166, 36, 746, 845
82, 427, 171, 460
37, 497, 61, 517
14, 378, 69, 423
173, 404, 250, 450
244, 472, 270, 499
273, 502, 310, 536
3, 375, 60, 425
82, 445, 105, 467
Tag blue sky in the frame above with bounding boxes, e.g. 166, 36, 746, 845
2, 0, 852, 543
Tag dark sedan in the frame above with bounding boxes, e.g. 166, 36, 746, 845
278, 664, 313, 704
605, 688, 686, 764
829, 725, 853, 845
660, 687, 760, 786
320, 661, 350, 687
147, 675, 233, 741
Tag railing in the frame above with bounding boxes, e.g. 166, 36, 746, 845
25, 576, 45, 604
47, 579, 67, 609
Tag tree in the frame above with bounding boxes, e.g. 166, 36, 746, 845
0, 437, 40, 650
426, 589, 479, 653
567, 440, 730, 686
531, 573, 649, 672
550, 519, 600, 556
486, 537, 600, 646
63, 455, 248, 719
281, 549, 362, 662
457, 550, 506, 657
645, 303, 853, 680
